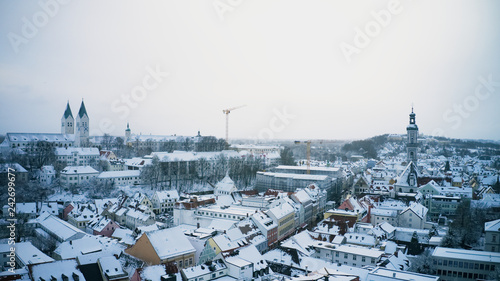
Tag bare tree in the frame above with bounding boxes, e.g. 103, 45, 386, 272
20, 141, 57, 170
196, 157, 211, 180
101, 134, 114, 150
161, 140, 177, 152
141, 155, 163, 189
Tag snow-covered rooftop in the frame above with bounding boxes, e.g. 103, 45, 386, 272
61, 165, 99, 175
38, 215, 86, 242
5, 132, 75, 143
98, 170, 141, 178
15, 242, 54, 266
55, 147, 99, 156
432, 246, 500, 263
267, 202, 295, 220
485, 218, 500, 232
146, 226, 196, 260
368, 267, 439, 281
30, 259, 85, 281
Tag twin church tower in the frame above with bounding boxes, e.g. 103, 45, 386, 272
61, 100, 89, 147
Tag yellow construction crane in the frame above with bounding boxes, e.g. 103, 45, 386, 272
222, 105, 246, 145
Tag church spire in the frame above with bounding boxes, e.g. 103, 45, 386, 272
78, 99, 88, 118
63, 101, 73, 119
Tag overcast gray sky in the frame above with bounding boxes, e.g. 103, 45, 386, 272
1, 0, 500, 141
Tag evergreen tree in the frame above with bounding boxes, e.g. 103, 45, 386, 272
407, 231, 422, 255
444, 161, 450, 172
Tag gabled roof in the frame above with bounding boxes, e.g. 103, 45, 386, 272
78, 100, 88, 118
280, 231, 316, 256
396, 161, 419, 187
215, 173, 237, 193
87, 216, 116, 232
63, 101, 73, 119
485, 219, 500, 232
0, 163, 27, 173
292, 189, 312, 204
379, 222, 396, 234
38, 215, 86, 242
146, 227, 195, 260
155, 190, 180, 201
212, 233, 242, 252
61, 166, 99, 175
401, 202, 428, 220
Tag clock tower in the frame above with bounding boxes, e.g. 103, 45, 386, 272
406, 107, 418, 163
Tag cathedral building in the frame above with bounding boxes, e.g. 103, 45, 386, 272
0, 101, 90, 154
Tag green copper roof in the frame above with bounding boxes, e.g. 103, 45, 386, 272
78, 100, 88, 118
63, 102, 73, 119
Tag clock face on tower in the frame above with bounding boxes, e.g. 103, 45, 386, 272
82, 121, 88, 133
